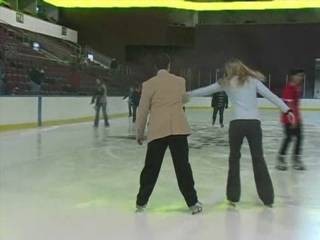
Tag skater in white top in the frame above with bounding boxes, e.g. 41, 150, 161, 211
189, 59, 295, 207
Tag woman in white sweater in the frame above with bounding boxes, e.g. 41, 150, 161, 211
189, 59, 295, 207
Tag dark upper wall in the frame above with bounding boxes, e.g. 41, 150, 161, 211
60, 9, 176, 60
194, 24, 320, 96
199, 9, 320, 25
60, 9, 320, 97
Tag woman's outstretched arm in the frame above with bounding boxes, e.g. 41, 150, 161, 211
256, 79, 289, 113
188, 82, 222, 97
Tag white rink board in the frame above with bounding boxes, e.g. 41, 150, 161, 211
0, 96, 128, 126
0, 97, 37, 125
41, 97, 93, 122
0, 96, 319, 126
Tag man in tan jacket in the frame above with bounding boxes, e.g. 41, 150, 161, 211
135, 54, 202, 214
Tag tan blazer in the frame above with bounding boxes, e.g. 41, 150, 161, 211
136, 69, 191, 143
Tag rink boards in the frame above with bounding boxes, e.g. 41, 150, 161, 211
0, 96, 319, 131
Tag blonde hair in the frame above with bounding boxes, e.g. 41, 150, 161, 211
220, 59, 265, 86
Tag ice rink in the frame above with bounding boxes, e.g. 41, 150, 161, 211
1, 109, 320, 240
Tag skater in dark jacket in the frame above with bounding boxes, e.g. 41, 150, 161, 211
132, 85, 141, 123
91, 79, 110, 127
211, 91, 228, 127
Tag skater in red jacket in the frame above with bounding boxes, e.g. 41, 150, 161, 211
276, 69, 306, 171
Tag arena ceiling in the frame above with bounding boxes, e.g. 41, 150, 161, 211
43, 0, 320, 11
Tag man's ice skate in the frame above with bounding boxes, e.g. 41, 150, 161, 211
190, 202, 203, 215
135, 204, 147, 213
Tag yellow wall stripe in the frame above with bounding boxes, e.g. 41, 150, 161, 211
43, 0, 320, 11
0, 113, 127, 132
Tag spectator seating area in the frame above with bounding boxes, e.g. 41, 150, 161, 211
0, 23, 113, 96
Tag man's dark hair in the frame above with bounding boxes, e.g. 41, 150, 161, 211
289, 69, 305, 77
155, 53, 170, 70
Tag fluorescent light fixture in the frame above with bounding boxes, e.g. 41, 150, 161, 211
43, 0, 320, 11
87, 54, 94, 61
33, 42, 40, 51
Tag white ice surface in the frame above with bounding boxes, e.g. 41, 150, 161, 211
1, 109, 320, 240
